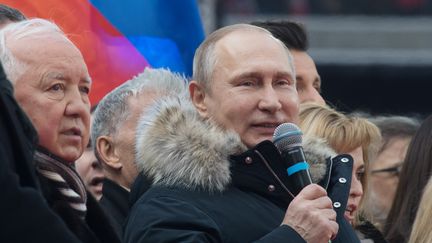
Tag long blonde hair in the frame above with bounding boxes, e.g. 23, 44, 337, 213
408, 176, 432, 243
299, 103, 381, 225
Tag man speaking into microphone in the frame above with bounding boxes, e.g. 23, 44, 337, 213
125, 24, 359, 243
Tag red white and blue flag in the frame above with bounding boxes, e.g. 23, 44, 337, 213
3, 0, 205, 104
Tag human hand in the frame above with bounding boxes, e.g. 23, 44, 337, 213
282, 184, 338, 243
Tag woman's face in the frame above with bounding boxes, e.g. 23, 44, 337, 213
344, 146, 365, 224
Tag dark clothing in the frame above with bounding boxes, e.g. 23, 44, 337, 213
232, 141, 358, 243
0, 64, 81, 242
126, 141, 358, 243
128, 184, 304, 242
356, 219, 388, 243
124, 98, 360, 243
0, 63, 120, 243
100, 178, 130, 237
129, 173, 152, 209
38, 173, 121, 243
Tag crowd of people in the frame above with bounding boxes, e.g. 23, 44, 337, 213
0, 3, 429, 243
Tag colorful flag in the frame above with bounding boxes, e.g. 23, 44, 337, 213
3, 0, 205, 104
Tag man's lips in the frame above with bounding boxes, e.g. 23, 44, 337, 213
251, 122, 282, 128
62, 127, 82, 137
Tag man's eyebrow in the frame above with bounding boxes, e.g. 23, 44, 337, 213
46, 71, 92, 84
232, 71, 293, 81
234, 71, 262, 80
46, 72, 66, 80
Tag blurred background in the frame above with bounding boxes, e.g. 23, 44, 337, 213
6, 0, 430, 117
199, 0, 432, 117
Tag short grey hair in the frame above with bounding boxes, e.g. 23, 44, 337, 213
91, 68, 188, 156
368, 115, 421, 153
192, 23, 295, 91
0, 18, 72, 83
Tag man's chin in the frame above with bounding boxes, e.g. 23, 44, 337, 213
58, 148, 82, 163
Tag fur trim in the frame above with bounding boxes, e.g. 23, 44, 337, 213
303, 136, 337, 183
135, 95, 337, 192
135, 96, 246, 192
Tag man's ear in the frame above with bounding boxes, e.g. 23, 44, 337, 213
96, 136, 122, 171
189, 80, 208, 117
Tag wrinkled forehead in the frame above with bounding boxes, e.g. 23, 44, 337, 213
9, 33, 81, 60
9, 33, 91, 82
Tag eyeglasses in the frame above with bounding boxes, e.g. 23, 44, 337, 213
371, 164, 402, 176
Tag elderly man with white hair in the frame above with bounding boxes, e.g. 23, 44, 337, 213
0, 18, 119, 243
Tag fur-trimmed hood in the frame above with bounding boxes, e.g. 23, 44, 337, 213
135, 96, 337, 192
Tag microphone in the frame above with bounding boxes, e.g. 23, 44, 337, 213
273, 123, 312, 196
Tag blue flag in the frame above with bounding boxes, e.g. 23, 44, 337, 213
89, 0, 205, 77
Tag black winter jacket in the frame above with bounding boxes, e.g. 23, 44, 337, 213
38, 173, 121, 243
0, 63, 82, 242
100, 178, 130, 237
124, 96, 360, 243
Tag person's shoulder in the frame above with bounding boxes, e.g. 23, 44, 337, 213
134, 185, 206, 206
124, 186, 224, 243
128, 185, 231, 225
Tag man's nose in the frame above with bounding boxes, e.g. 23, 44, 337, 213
64, 88, 90, 119
258, 86, 282, 113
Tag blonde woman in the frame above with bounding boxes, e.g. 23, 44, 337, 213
408, 176, 432, 243
299, 103, 384, 241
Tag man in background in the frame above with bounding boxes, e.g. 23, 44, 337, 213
91, 67, 188, 236
365, 115, 420, 230
252, 20, 325, 105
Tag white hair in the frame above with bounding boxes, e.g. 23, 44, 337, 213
91, 67, 189, 157
0, 18, 72, 83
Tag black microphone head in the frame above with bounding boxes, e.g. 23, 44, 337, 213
273, 123, 303, 151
